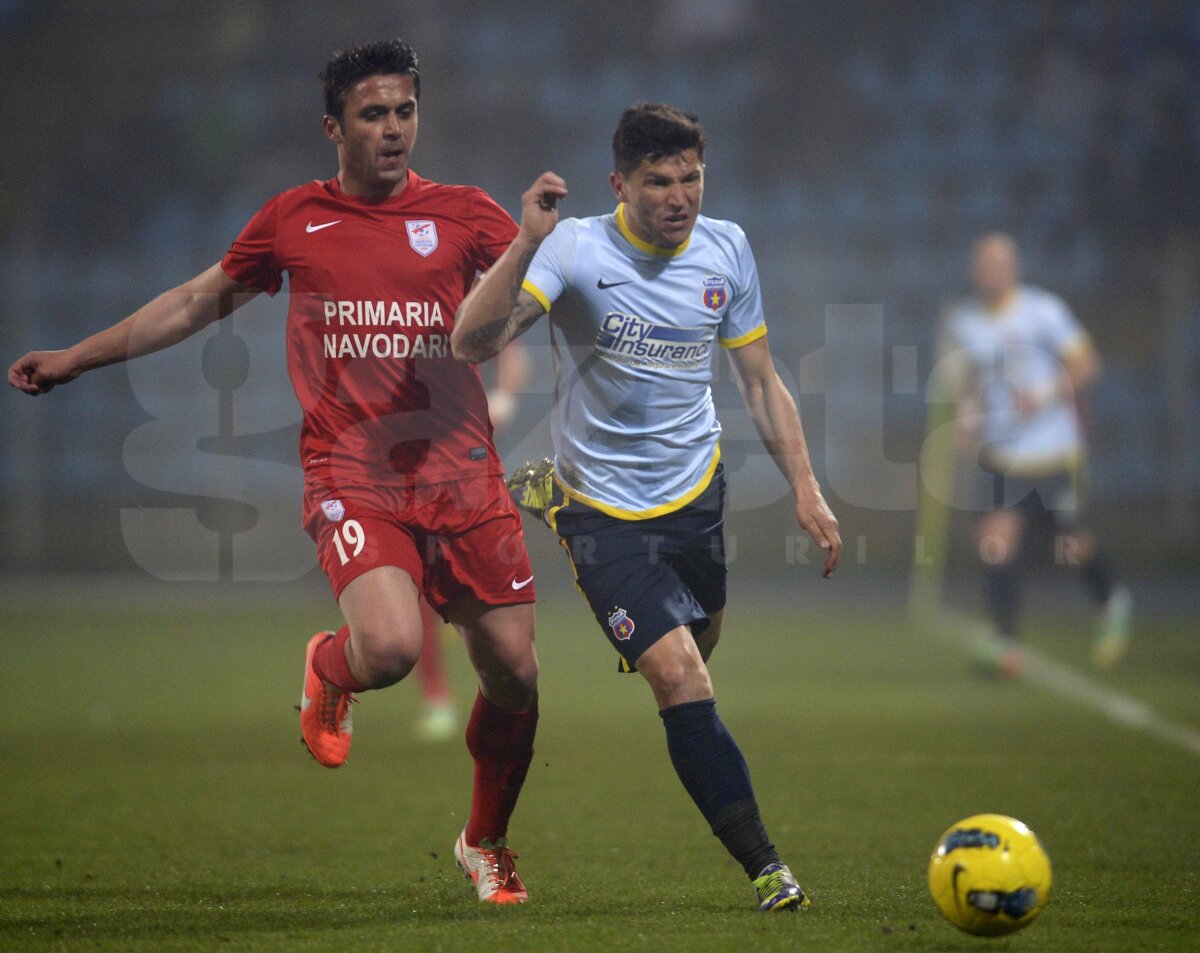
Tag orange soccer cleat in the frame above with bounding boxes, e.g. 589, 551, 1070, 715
299, 631, 355, 768
454, 829, 529, 904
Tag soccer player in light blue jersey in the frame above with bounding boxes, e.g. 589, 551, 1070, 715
452, 102, 841, 912
948, 233, 1132, 673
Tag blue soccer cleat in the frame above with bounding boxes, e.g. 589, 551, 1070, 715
753, 862, 811, 913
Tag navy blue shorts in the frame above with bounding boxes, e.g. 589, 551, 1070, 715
550, 465, 728, 672
982, 463, 1083, 532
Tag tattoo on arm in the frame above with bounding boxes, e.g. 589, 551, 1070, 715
460, 245, 545, 358
461, 295, 543, 356
507, 244, 538, 310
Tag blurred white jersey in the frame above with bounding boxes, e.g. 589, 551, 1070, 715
948, 285, 1091, 474
522, 204, 766, 518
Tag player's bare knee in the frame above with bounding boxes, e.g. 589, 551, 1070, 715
644, 654, 712, 707
497, 654, 540, 690
358, 651, 417, 689
1067, 532, 1094, 562
351, 629, 420, 688
479, 659, 538, 710
977, 533, 1017, 566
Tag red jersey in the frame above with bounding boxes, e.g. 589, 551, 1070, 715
221, 172, 518, 489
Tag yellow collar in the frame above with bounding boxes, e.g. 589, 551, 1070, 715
615, 203, 691, 257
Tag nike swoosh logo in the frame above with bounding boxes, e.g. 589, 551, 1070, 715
511, 575, 534, 590
597, 277, 633, 289
306, 220, 342, 233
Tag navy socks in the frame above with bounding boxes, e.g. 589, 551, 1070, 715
984, 563, 1019, 639
660, 698, 780, 877
1081, 553, 1115, 605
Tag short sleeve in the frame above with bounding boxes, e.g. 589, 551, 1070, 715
522, 219, 579, 312
221, 195, 284, 296
718, 228, 767, 348
1043, 296, 1089, 357
471, 189, 520, 271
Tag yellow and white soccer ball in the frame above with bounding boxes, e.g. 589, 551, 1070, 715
928, 814, 1052, 936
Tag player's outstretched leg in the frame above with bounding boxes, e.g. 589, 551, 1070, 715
1092, 585, 1132, 669
448, 600, 539, 903
1075, 542, 1132, 669
976, 509, 1024, 678
640, 628, 810, 912
302, 566, 424, 767
454, 826, 529, 905
453, 692, 537, 902
979, 559, 1024, 678
300, 628, 361, 767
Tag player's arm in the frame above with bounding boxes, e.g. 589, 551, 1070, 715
1012, 336, 1100, 417
8, 262, 258, 395
933, 321, 982, 452
953, 361, 983, 451
487, 340, 532, 429
1061, 334, 1100, 395
727, 336, 842, 578
452, 171, 567, 363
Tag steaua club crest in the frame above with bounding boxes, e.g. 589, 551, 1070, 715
607, 607, 636, 641
405, 220, 439, 257
702, 275, 728, 311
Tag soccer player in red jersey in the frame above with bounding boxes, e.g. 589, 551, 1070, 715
8, 39, 539, 904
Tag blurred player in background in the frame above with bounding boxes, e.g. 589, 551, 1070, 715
9, 39, 540, 904
415, 344, 530, 742
947, 233, 1132, 674
452, 103, 841, 912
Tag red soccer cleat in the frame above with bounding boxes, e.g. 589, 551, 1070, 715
454, 829, 529, 904
299, 631, 355, 767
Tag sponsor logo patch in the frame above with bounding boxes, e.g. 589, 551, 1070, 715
607, 607, 636, 641
405, 220, 439, 257
320, 499, 346, 522
595, 311, 711, 369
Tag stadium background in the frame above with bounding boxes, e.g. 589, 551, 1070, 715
2, 5, 1199, 951
1, 0, 1197, 587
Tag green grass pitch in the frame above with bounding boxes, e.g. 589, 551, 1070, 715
1, 584, 1197, 952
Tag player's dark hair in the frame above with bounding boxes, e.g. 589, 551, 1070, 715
319, 39, 421, 123
612, 102, 705, 177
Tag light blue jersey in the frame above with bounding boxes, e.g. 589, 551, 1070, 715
523, 204, 766, 518
949, 285, 1091, 474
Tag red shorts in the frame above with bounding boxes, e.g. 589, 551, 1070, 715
302, 473, 536, 613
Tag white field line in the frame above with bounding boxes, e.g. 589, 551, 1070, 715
916, 606, 1200, 760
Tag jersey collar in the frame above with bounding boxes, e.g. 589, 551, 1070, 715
326, 170, 425, 206
615, 203, 691, 258
983, 286, 1020, 317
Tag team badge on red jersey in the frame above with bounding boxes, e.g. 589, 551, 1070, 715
702, 275, 728, 311
405, 220, 439, 257
607, 607, 636, 641
320, 499, 346, 522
